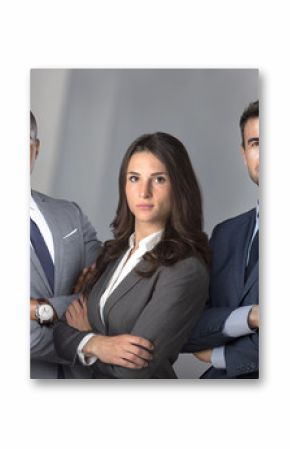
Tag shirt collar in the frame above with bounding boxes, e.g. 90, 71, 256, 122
128, 229, 164, 253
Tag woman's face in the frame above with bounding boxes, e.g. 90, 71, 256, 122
125, 150, 172, 229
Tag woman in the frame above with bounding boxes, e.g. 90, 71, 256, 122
54, 132, 209, 378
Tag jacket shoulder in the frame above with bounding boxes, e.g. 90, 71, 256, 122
32, 190, 80, 212
213, 208, 256, 235
158, 255, 208, 282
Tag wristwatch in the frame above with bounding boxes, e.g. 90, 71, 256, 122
35, 300, 55, 325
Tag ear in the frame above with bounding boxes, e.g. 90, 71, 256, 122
240, 145, 247, 166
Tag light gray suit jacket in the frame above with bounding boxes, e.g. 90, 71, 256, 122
30, 191, 102, 379
54, 254, 209, 379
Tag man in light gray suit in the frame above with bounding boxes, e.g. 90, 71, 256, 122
30, 111, 153, 379
30, 111, 102, 379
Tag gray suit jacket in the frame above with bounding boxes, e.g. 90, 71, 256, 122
54, 254, 209, 379
30, 191, 102, 379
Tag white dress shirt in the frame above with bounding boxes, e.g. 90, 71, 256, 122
77, 229, 164, 366
30, 195, 55, 263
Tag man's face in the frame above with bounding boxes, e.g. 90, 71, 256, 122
30, 139, 39, 174
241, 117, 259, 186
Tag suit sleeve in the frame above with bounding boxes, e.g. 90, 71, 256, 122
53, 315, 93, 365
93, 258, 209, 379
223, 332, 259, 377
30, 203, 102, 364
182, 224, 241, 352
181, 306, 237, 352
30, 319, 79, 364
30, 292, 90, 363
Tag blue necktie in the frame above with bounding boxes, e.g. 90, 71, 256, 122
245, 230, 259, 282
30, 218, 54, 291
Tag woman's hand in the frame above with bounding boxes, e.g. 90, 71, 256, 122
73, 263, 96, 293
83, 334, 154, 369
66, 295, 92, 331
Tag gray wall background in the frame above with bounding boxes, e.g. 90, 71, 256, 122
30, 69, 258, 378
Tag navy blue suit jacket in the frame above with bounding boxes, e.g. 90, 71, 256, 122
182, 208, 259, 378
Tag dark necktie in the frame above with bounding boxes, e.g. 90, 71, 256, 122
245, 230, 259, 282
30, 218, 55, 291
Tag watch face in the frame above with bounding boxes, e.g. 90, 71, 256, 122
39, 304, 54, 321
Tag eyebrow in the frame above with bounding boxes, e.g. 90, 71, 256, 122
247, 137, 259, 144
127, 171, 168, 176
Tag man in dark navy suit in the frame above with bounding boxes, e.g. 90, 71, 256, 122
183, 100, 259, 378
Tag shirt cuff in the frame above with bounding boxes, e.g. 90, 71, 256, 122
223, 305, 255, 338
77, 333, 98, 366
211, 346, 226, 369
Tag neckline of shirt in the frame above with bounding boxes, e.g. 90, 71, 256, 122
128, 229, 164, 254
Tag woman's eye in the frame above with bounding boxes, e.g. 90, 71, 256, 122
154, 176, 166, 184
129, 175, 139, 182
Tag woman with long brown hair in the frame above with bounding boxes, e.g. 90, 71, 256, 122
54, 132, 209, 378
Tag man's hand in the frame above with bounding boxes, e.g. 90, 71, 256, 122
83, 334, 154, 369
30, 298, 57, 321
248, 305, 259, 329
194, 348, 213, 363
30, 298, 38, 320
73, 263, 96, 294
66, 295, 92, 331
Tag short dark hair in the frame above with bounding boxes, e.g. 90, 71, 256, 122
239, 100, 259, 147
30, 111, 38, 141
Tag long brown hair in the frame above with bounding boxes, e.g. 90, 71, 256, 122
86, 132, 209, 291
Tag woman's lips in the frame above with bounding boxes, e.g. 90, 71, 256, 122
136, 204, 154, 209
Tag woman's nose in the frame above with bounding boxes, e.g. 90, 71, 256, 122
139, 179, 152, 198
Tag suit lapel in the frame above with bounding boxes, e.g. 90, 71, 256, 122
102, 258, 148, 324
87, 256, 147, 332
47, 220, 63, 295
32, 192, 63, 295
234, 210, 256, 298
87, 284, 106, 333
30, 246, 52, 295
87, 256, 124, 333
242, 260, 258, 298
